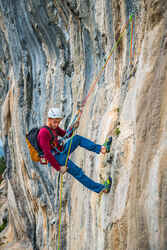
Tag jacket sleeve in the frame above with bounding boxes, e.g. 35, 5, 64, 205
38, 129, 61, 171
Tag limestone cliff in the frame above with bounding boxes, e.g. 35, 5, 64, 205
0, 0, 167, 249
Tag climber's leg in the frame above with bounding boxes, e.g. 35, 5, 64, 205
52, 152, 112, 194
66, 159, 105, 193
64, 134, 101, 155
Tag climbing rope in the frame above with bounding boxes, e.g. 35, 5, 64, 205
57, 130, 75, 250
56, 14, 134, 249
78, 15, 134, 121
57, 110, 81, 250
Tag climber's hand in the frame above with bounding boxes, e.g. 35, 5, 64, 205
60, 166, 67, 174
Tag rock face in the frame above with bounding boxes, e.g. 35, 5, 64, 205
0, 0, 167, 249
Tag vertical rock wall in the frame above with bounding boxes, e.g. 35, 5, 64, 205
0, 0, 167, 249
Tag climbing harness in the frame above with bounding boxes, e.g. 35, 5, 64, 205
56, 14, 134, 249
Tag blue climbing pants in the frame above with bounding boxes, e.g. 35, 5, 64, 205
53, 134, 105, 193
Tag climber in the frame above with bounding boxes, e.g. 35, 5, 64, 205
37, 107, 112, 194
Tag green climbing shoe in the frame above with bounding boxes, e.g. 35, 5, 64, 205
103, 136, 112, 153
103, 176, 112, 193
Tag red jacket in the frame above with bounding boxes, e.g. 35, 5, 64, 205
37, 126, 70, 171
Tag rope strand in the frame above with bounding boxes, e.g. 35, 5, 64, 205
79, 15, 133, 119
57, 131, 75, 250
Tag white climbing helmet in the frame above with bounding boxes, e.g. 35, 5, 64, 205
48, 108, 64, 119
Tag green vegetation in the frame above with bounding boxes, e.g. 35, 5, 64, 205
115, 127, 121, 136
0, 157, 6, 184
0, 218, 7, 233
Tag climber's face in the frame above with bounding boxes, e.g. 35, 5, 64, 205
48, 118, 62, 129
